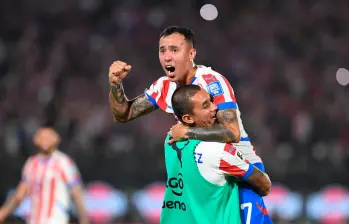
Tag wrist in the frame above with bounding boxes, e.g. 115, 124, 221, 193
110, 82, 121, 88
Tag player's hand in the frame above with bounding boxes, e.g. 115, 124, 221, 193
109, 61, 132, 86
167, 123, 189, 144
0, 209, 7, 223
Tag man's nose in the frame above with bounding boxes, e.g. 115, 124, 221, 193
164, 53, 172, 62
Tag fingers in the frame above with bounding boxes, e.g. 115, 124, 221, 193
109, 61, 131, 85
167, 138, 175, 144
109, 61, 131, 74
124, 65, 132, 71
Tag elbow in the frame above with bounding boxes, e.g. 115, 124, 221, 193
114, 118, 128, 124
233, 131, 241, 143
260, 175, 272, 196
260, 183, 271, 197
112, 115, 129, 124
228, 130, 240, 143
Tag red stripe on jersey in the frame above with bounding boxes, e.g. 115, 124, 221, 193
60, 165, 68, 184
35, 162, 49, 224
221, 76, 236, 103
219, 159, 246, 177
256, 202, 269, 215
29, 158, 39, 185
202, 74, 217, 84
157, 80, 169, 110
47, 177, 56, 218
220, 143, 246, 177
202, 74, 226, 105
29, 159, 39, 222
150, 91, 159, 100
223, 143, 236, 155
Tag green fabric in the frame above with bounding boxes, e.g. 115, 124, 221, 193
160, 136, 241, 224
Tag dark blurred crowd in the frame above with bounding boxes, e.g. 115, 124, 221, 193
0, 0, 348, 205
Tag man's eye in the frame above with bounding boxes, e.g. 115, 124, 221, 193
172, 49, 178, 52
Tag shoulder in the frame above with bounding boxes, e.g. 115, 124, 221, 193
196, 65, 226, 82
196, 66, 231, 90
151, 76, 170, 86
195, 142, 226, 161
194, 142, 228, 185
23, 156, 36, 167
55, 151, 74, 164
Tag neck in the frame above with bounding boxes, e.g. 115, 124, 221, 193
176, 65, 197, 86
39, 148, 55, 157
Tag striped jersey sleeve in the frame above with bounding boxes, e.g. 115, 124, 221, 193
21, 157, 34, 183
194, 142, 254, 185
199, 73, 238, 111
218, 143, 254, 181
59, 156, 81, 190
144, 76, 176, 112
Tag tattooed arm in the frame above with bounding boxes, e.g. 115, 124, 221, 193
246, 167, 271, 196
186, 108, 241, 143
109, 83, 157, 123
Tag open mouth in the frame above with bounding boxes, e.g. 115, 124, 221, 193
165, 65, 175, 75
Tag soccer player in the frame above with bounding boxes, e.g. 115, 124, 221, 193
109, 26, 272, 223
161, 85, 271, 224
0, 127, 88, 224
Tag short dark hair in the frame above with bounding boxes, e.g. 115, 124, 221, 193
160, 26, 195, 47
171, 85, 201, 123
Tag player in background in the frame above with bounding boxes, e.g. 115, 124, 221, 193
0, 127, 88, 224
108, 26, 272, 223
161, 85, 271, 224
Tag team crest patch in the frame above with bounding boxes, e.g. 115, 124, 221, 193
236, 150, 244, 161
207, 81, 224, 97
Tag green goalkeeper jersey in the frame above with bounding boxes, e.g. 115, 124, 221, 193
160, 136, 241, 224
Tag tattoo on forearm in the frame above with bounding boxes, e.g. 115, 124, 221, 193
111, 84, 126, 104
222, 109, 237, 123
255, 169, 265, 178
128, 94, 157, 121
186, 124, 234, 143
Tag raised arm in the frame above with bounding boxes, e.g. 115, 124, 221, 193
109, 61, 157, 123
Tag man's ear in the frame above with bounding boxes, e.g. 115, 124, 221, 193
189, 48, 196, 62
182, 114, 194, 125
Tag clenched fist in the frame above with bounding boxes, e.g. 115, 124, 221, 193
109, 61, 132, 86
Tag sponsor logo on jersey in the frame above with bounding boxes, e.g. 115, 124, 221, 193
207, 81, 224, 97
236, 150, 244, 161
163, 173, 187, 211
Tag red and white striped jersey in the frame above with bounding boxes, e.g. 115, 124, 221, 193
22, 150, 81, 224
194, 142, 254, 185
145, 65, 262, 164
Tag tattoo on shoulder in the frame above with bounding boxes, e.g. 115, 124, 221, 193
129, 94, 157, 120
111, 85, 126, 104
219, 109, 237, 123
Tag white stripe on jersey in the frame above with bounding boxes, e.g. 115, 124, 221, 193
22, 151, 81, 224
194, 142, 252, 186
